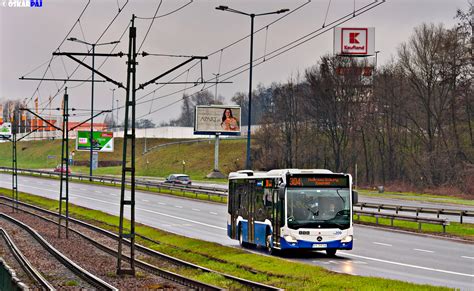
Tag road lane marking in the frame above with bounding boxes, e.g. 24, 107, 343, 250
142, 200, 150, 202
140, 208, 226, 230
210, 212, 218, 215
339, 252, 474, 277
158, 202, 166, 205
414, 249, 434, 253
0, 183, 56, 193
95, 191, 102, 194
109, 194, 117, 196
461, 256, 474, 260
80, 188, 87, 191
63, 195, 227, 231
192, 208, 200, 211
373, 242, 392, 247
175, 205, 183, 208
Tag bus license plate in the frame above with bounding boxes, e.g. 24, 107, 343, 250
313, 244, 327, 248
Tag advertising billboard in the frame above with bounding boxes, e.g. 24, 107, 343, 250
0, 122, 12, 137
194, 105, 241, 135
76, 131, 114, 152
334, 27, 375, 56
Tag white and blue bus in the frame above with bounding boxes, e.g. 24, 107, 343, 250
227, 169, 358, 256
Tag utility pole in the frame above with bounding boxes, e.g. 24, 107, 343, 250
11, 111, 18, 212
117, 14, 137, 276
58, 88, 70, 238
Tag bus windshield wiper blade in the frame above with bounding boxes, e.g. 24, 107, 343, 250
336, 189, 345, 203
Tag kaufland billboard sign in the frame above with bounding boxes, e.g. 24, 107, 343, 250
334, 27, 375, 56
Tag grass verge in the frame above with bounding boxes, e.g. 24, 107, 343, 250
0, 189, 452, 290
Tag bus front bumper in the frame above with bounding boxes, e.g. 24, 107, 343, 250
280, 236, 353, 250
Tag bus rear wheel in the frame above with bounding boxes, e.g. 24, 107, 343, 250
326, 249, 337, 257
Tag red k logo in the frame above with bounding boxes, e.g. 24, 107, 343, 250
349, 32, 360, 44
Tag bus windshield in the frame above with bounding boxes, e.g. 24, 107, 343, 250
286, 188, 351, 230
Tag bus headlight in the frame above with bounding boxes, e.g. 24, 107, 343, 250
283, 235, 298, 243
341, 235, 353, 243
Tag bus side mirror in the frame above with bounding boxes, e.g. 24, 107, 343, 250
352, 190, 359, 205
278, 183, 286, 200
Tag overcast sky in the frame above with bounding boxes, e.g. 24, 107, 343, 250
0, 0, 468, 124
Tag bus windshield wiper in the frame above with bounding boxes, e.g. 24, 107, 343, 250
336, 189, 345, 203
307, 207, 319, 216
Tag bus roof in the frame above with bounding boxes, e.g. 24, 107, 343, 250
229, 169, 334, 179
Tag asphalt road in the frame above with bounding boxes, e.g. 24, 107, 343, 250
0, 174, 472, 290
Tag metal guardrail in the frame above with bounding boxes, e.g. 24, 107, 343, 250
0, 167, 228, 201
354, 210, 450, 233
1, 166, 472, 226
355, 202, 474, 224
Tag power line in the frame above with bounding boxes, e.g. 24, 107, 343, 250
38, 0, 130, 113
133, 0, 311, 109
137, 0, 163, 53
24, 0, 92, 107
136, 0, 385, 119
136, 0, 193, 20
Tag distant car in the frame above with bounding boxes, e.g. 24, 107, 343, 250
53, 164, 71, 174
165, 174, 192, 185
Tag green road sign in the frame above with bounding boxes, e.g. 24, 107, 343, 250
0, 123, 12, 137
76, 131, 114, 152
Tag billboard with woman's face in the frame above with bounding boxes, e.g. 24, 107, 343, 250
194, 105, 241, 135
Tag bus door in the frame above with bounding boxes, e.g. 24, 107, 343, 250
229, 181, 237, 239
272, 189, 282, 247
247, 181, 255, 244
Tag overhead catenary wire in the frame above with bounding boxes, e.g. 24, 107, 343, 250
24, 0, 92, 107
37, 0, 130, 113
136, 0, 384, 119
133, 0, 312, 109
104, 0, 311, 116
135, 0, 193, 20
137, 0, 164, 53
66, 19, 132, 91
323, 0, 332, 27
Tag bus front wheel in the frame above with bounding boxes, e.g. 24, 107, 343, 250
326, 249, 337, 257
265, 234, 272, 254
239, 226, 247, 248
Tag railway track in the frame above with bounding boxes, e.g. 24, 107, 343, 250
0, 197, 282, 290
0, 213, 117, 290
0, 227, 54, 290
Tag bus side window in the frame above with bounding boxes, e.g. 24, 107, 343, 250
255, 186, 265, 221
239, 182, 248, 218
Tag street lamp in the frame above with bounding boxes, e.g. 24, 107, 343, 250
215, 5, 289, 170
109, 88, 116, 131
116, 99, 119, 130
67, 37, 119, 180
374, 50, 381, 70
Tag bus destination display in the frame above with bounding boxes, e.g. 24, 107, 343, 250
288, 175, 348, 188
